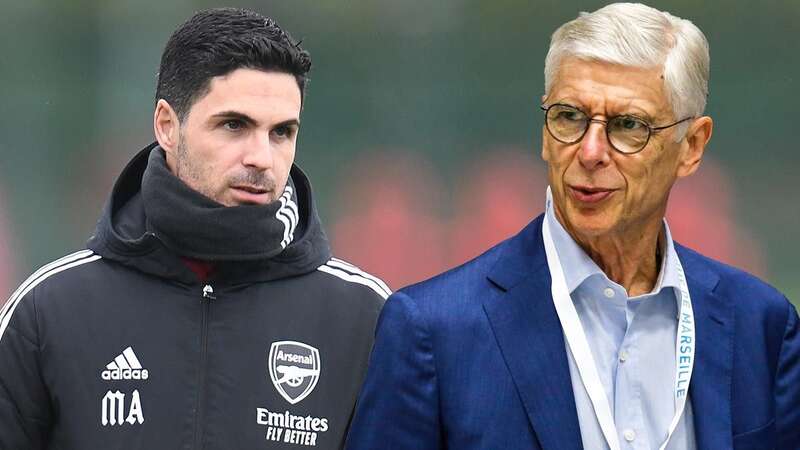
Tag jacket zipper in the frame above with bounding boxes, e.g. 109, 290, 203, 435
193, 284, 215, 449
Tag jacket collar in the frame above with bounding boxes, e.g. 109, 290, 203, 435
87, 143, 331, 285
482, 215, 734, 450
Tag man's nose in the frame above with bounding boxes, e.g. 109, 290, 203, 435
242, 132, 274, 169
577, 120, 612, 170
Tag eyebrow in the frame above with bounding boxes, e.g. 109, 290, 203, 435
210, 111, 300, 128
211, 111, 258, 125
274, 118, 301, 129
554, 99, 657, 122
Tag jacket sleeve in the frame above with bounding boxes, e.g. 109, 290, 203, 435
0, 289, 53, 450
345, 290, 442, 450
775, 300, 800, 449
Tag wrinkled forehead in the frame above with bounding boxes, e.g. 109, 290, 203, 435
547, 57, 670, 117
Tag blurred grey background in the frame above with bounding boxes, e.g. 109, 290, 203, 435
1, 0, 798, 305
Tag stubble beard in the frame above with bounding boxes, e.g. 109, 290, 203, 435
175, 137, 279, 206
174, 137, 219, 203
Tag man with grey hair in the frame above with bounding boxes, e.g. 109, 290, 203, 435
346, 3, 800, 450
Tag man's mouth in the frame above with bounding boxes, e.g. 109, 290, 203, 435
231, 185, 269, 195
228, 185, 274, 205
567, 185, 617, 203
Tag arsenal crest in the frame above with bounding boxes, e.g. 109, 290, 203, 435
268, 341, 321, 405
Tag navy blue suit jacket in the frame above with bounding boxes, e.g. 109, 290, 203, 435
346, 215, 800, 450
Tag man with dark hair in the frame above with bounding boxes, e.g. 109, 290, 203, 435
0, 8, 388, 450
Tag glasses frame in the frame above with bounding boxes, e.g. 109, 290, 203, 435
540, 103, 694, 154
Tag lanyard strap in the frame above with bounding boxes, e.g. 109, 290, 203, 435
541, 202, 695, 450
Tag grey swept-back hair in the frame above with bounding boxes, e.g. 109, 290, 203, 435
544, 3, 709, 138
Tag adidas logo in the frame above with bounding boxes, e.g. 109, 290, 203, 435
101, 347, 149, 381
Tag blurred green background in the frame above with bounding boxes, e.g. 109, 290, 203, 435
0, 0, 797, 305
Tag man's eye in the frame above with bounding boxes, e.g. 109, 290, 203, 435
273, 125, 292, 138
556, 110, 583, 122
223, 120, 244, 131
617, 117, 646, 130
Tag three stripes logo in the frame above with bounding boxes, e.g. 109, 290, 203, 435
101, 346, 149, 381
0, 250, 101, 345
276, 185, 299, 249
317, 258, 391, 300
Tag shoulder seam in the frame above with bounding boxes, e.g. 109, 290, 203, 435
0, 250, 102, 344
328, 257, 392, 293
317, 258, 391, 299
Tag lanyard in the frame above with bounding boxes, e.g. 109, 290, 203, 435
541, 193, 695, 450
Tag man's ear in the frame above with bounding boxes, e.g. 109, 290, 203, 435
676, 116, 713, 178
153, 99, 181, 156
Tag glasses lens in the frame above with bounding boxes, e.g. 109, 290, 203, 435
546, 105, 587, 143
608, 116, 650, 153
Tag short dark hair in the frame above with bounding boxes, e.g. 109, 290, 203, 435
156, 8, 311, 121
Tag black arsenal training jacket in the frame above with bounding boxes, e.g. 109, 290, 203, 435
0, 144, 388, 450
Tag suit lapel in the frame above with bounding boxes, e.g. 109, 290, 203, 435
679, 246, 734, 449
484, 216, 583, 450
481, 221, 736, 450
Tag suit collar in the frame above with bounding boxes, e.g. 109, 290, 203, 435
484, 215, 583, 450
487, 215, 548, 291
678, 245, 734, 449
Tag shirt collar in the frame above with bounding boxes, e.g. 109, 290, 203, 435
545, 187, 681, 296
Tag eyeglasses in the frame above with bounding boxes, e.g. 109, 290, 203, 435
541, 103, 694, 154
